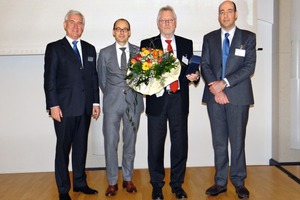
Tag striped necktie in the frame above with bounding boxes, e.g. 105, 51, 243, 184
72, 40, 82, 68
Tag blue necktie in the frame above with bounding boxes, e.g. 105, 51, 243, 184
72, 41, 82, 66
222, 33, 230, 79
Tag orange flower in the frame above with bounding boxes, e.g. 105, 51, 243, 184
130, 58, 137, 64
146, 59, 153, 68
152, 49, 159, 58
126, 48, 178, 91
158, 49, 163, 57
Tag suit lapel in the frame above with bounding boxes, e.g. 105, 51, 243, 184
62, 37, 82, 66
128, 43, 138, 57
111, 43, 122, 72
230, 28, 241, 56
81, 41, 86, 67
214, 29, 222, 61
226, 28, 241, 75
154, 35, 163, 50
212, 29, 223, 78
174, 35, 181, 59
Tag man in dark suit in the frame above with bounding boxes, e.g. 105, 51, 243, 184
140, 5, 200, 200
201, 1, 256, 199
44, 10, 100, 200
97, 18, 144, 197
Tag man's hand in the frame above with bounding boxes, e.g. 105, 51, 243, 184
92, 106, 101, 120
214, 91, 229, 104
50, 106, 63, 122
208, 80, 226, 95
186, 71, 200, 82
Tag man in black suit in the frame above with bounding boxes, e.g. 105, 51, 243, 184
44, 10, 100, 200
201, 1, 256, 199
140, 5, 199, 200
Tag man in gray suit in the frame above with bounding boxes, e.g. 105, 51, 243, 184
201, 1, 256, 199
97, 18, 144, 197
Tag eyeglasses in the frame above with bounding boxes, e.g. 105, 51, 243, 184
159, 19, 176, 24
219, 9, 235, 16
114, 27, 130, 33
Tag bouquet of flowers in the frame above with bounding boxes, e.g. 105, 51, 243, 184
125, 47, 181, 95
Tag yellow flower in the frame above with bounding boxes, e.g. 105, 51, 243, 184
126, 48, 179, 92
142, 62, 150, 70
141, 49, 150, 56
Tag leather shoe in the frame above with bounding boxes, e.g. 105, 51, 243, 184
205, 184, 227, 196
73, 186, 98, 194
122, 181, 137, 193
105, 184, 118, 196
152, 187, 164, 200
172, 187, 187, 199
59, 193, 71, 200
235, 185, 249, 199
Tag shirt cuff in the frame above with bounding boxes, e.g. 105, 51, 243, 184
223, 78, 230, 87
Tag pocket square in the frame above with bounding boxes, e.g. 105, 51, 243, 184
88, 57, 94, 62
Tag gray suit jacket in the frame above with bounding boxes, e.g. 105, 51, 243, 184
97, 42, 144, 114
201, 27, 256, 105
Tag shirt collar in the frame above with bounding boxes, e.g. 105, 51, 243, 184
160, 35, 175, 43
66, 36, 81, 46
221, 26, 236, 38
116, 42, 129, 50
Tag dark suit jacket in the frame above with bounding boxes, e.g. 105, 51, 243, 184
201, 27, 256, 105
44, 37, 99, 117
140, 35, 194, 116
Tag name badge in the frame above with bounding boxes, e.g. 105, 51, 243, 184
88, 57, 94, 62
235, 49, 246, 57
182, 56, 189, 65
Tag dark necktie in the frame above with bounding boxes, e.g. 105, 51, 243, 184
222, 33, 230, 79
72, 41, 81, 61
72, 41, 82, 68
165, 40, 178, 93
120, 47, 127, 75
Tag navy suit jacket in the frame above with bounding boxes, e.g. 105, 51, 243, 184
140, 35, 194, 116
201, 27, 256, 105
44, 37, 99, 117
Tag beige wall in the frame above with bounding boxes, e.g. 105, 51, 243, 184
274, 0, 300, 162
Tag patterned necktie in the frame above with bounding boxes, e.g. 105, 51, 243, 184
72, 41, 81, 62
165, 40, 178, 93
120, 47, 127, 75
222, 33, 230, 79
165, 39, 173, 53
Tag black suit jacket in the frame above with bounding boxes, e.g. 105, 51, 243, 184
44, 37, 99, 117
201, 28, 256, 105
140, 35, 194, 116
